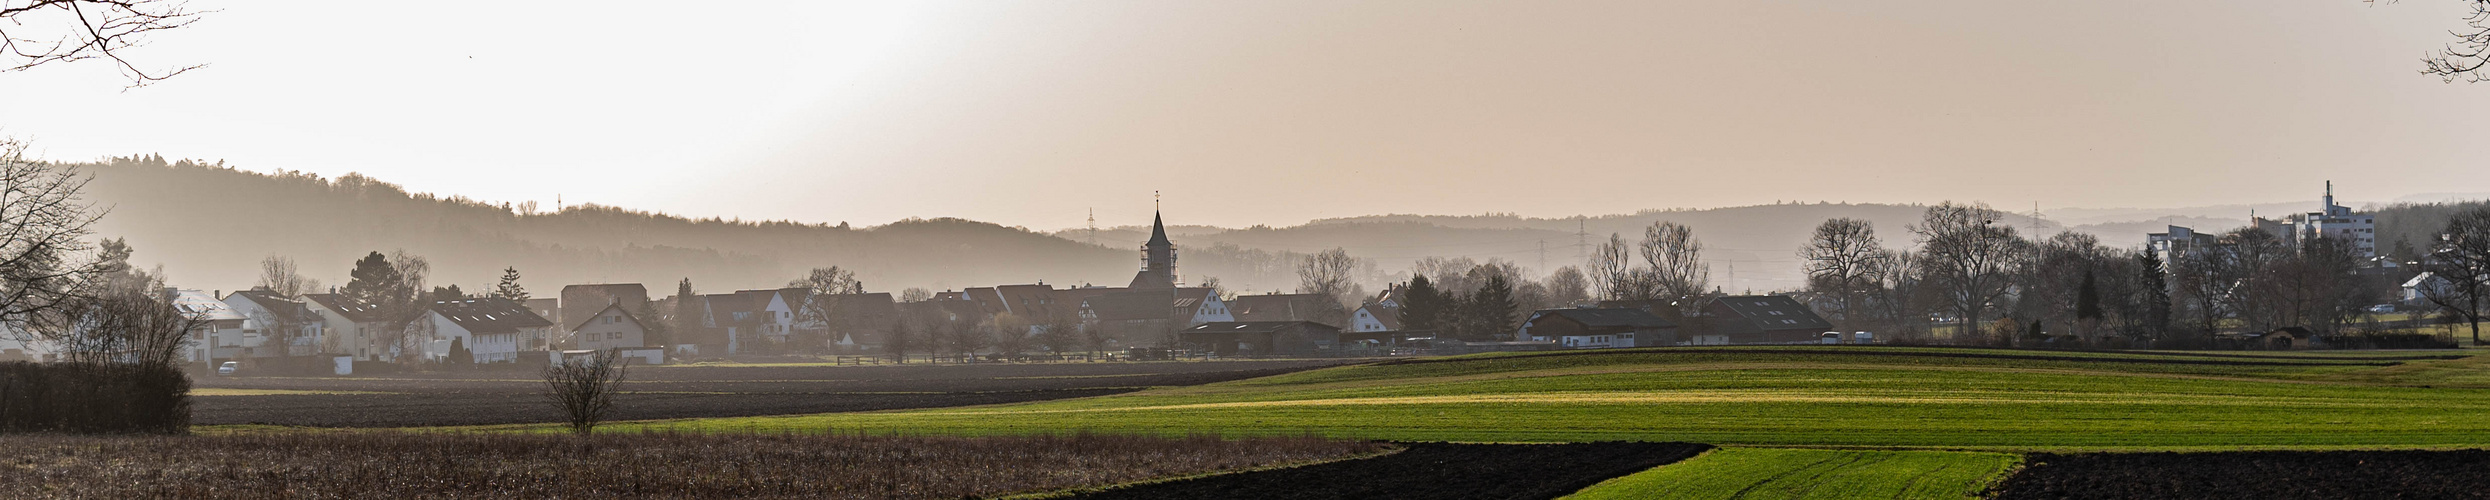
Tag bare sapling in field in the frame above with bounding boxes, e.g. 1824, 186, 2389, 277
542, 349, 628, 435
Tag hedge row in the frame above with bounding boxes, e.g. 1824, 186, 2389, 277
0, 362, 189, 434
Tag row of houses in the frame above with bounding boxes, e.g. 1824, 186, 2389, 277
1, 210, 1850, 364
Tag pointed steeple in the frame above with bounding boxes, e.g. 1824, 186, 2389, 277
1131, 208, 1179, 289
1146, 210, 1171, 246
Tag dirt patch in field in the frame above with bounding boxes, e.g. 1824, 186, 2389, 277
0, 432, 1380, 499
193, 360, 1349, 427
1992, 450, 2490, 499
1069, 442, 1711, 500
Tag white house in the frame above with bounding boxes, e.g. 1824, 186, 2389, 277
171, 289, 246, 363
304, 293, 392, 361
568, 302, 647, 351
222, 290, 326, 357
1350, 303, 1402, 333
0, 324, 53, 362
416, 297, 553, 363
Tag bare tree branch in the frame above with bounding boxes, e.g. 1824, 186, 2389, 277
0, 0, 207, 87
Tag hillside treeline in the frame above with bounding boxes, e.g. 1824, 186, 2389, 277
78, 156, 1143, 293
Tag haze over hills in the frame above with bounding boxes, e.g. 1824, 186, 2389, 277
70, 156, 2475, 297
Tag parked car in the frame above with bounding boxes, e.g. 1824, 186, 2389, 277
2367, 304, 2397, 313
216, 361, 239, 376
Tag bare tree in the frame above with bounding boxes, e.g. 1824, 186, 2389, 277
1587, 233, 1634, 301
0, 139, 108, 333
2399, 0, 2490, 82
1639, 222, 1711, 301
1910, 202, 2031, 341
2423, 206, 2490, 344
255, 256, 319, 298
1800, 218, 1885, 328
1865, 250, 1929, 341
45, 241, 202, 368
788, 266, 865, 354
899, 287, 933, 303
1295, 248, 1362, 326
1544, 266, 1590, 307
1, 0, 205, 86
1036, 306, 1082, 356
542, 349, 629, 435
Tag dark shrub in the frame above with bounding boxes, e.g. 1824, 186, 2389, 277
0, 362, 190, 434
2319, 333, 2458, 350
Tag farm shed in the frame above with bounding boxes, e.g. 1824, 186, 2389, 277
1696, 296, 1835, 345
1182, 321, 1341, 357
1518, 308, 1679, 348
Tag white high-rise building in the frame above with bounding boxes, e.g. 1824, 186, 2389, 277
2292, 181, 2376, 259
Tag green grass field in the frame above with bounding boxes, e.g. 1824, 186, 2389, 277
1564, 448, 2018, 500
567, 346, 2490, 450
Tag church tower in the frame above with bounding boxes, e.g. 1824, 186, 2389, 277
1129, 210, 1178, 289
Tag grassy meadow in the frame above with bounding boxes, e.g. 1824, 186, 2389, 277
562, 346, 2490, 451
1563, 448, 2019, 500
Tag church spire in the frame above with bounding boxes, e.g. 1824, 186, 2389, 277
1130, 201, 1179, 289
1147, 210, 1170, 246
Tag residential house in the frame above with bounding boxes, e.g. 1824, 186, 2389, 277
1181, 321, 1340, 357
1519, 308, 1678, 348
0, 324, 54, 362
524, 298, 561, 331
1080, 288, 1231, 347
567, 302, 647, 351
812, 292, 900, 350
735, 288, 808, 345
415, 297, 554, 363
1696, 295, 1835, 345
172, 289, 246, 363
304, 293, 391, 361
559, 284, 648, 348
221, 290, 326, 357
1349, 303, 1402, 333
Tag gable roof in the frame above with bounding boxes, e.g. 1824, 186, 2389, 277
1707, 295, 1834, 334
559, 283, 649, 327
172, 290, 245, 321
1530, 308, 1677, 330
1081, 288, 1214, 322
1230, 294, 1333, 322
1183, 321, 1341, 335
228, 290, 319, 324
569, 302, 645, 332
303, 293, 386, 322
1357, 304, 1404, 330
429, 297, 555, 334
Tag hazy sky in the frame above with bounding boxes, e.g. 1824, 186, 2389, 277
4, 0, 2488, 230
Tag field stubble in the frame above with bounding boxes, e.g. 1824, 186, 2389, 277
0, 432, 1380, 499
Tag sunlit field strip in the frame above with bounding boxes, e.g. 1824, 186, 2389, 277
1563, 448, 2019, 500
569, 349, 2490, 450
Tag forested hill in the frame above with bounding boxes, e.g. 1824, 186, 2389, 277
76, 156, 1136, 294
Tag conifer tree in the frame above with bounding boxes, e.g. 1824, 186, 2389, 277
492, 267, 528, 301
1397, 275, 1448, 332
